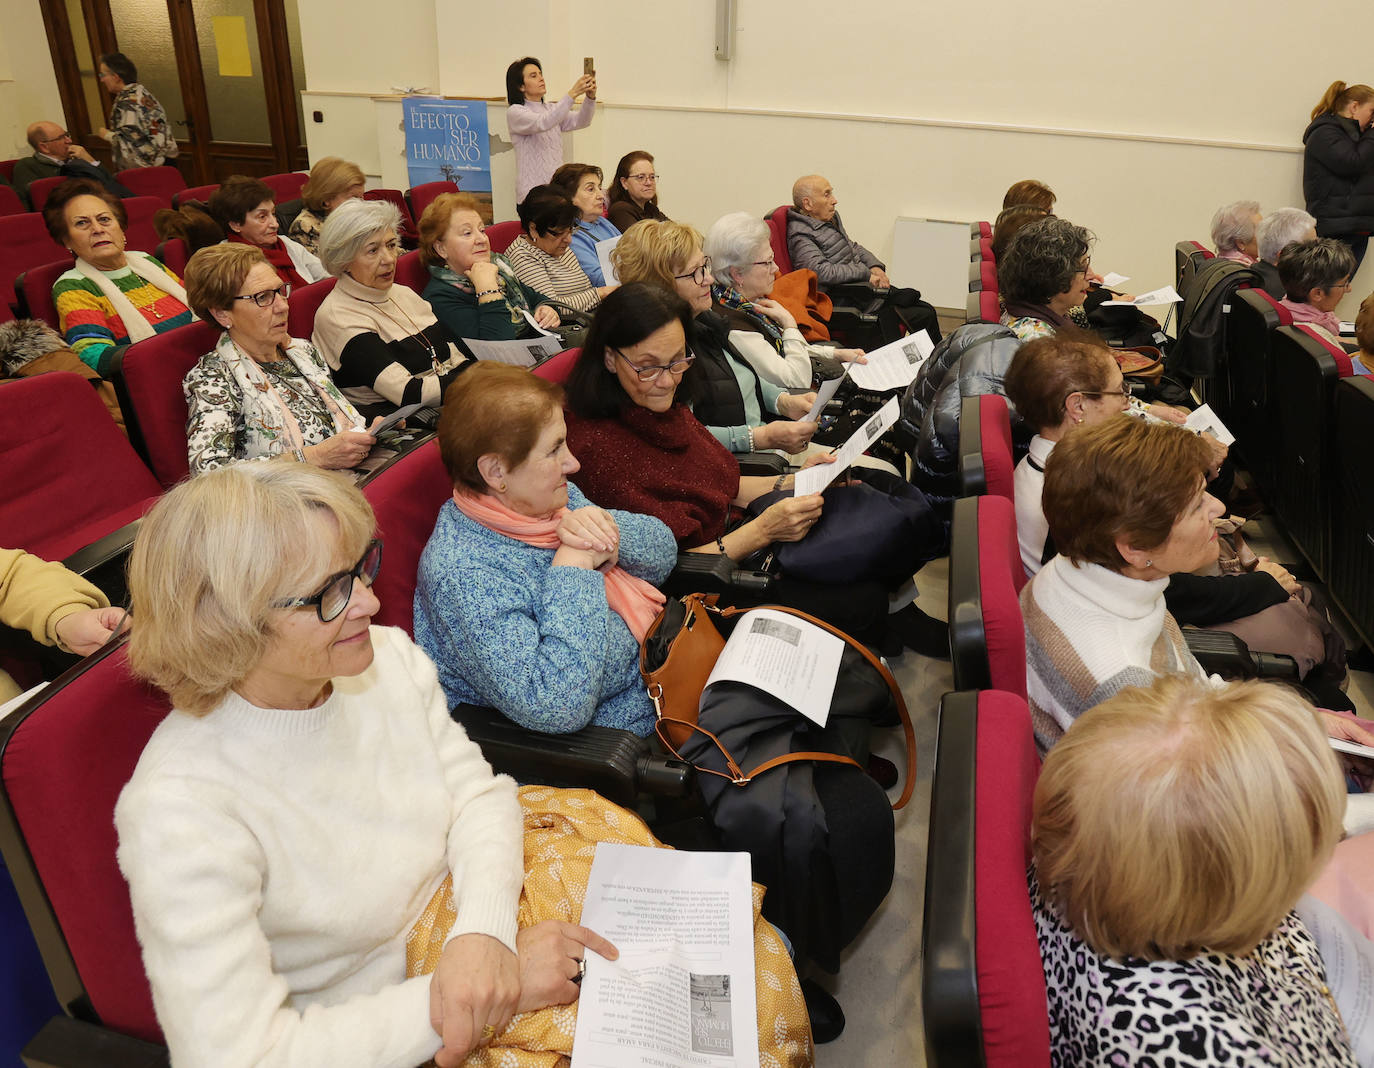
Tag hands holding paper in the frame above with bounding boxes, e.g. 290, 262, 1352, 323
533, 305, 561, 329
303, 417, 381, 470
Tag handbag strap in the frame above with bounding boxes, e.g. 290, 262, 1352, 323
711, 602, 917, 810
655, 717, 863, 787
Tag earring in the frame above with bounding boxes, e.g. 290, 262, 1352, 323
498, 482, 507, 492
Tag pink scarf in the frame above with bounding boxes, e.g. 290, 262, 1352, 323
451, 491, 666, 641
1279, 298, 1343, 339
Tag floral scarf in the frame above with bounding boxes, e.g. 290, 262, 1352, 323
429, 254, 531, 329
712, 282, 786, 354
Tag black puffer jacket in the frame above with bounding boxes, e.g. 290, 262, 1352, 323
1302, 113, 1374, 236
688, 309, 769, 431
897, 323, 1027, 516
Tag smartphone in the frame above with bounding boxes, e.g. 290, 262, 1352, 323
584, 57, 595, 76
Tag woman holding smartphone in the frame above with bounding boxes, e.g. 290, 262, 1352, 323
505, 57, 597, 205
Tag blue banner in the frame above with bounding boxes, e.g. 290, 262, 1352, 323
402, 97, 492, 214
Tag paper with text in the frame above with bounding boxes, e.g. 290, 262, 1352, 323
520, 308, 558, 336
803, 373, 846, 421
793, 395, 900, 496
1102, 285, 1182, 307
572, 844, 758, 1068
704, 609, 843, 725
462, 335, 563, 367
1184, 403, 1236, 447
596, 236, 622, 285
845, 330, 934, 391
1099, 272, 1130, 288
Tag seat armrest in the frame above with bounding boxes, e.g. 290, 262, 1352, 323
664, 552, 773, 596
22, 1015, 169, 1068
736, 451, 789, 476
450, 704, 695, 804
62, 519, 141, 580
1182, 628, 1297, 679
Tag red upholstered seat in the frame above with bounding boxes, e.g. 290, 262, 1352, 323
156, 237, 189, 275
977, 395, 1016, 501
0, 212, 66, 314
18, 258, 71, 331
974, 221, 992, 239
532, 347, 579, 384
362, 189, 418, 246
116, 165, 185, 208
948, 494, 1027, 696
0, 641, 168, 1046
25, 177, 65, 212
978, 236, 994, 262
485, 220, 523, 255
174, 183, 218, 208
109, 319, 222, 488
407, 181, 459, 224
765, 206, 794, 274
286, 275, 337, 340
0, 372, 162, 561
260, 172, 308, 205
0, 184, 25, 217
122, 196, 164, 254
393, 249, 428, 294
361, 440, 453, 634
0, 158, 18, 183
979, 260, 998, 294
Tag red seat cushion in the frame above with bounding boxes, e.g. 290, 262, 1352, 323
0, 213, 67, 313
978, 395, 1016, 501
0, 372, 162, 560
121, 197, 165, 254
977, 495, 1027, 698
973, 689, 1050, 1068
979, 290, 1000, 323
2, 644, 168, 1042
979, 261, 998, 293
1251, 287, 1293, 326
532, 347, 579, 384
408, 181, 459, 224
261, 172, 308, 205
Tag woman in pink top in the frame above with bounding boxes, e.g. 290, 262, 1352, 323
505, 57, 596, 205
1277, 237, 1356, 345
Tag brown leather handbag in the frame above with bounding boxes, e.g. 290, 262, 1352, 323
639, 592, 916, 810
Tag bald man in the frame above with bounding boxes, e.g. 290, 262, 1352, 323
786, 173, 941, 344
13, 120, 123, 208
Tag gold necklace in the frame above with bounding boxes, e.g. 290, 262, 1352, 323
369, 296, 444, 372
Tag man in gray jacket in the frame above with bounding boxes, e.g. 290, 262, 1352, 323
786, 173, 940, 344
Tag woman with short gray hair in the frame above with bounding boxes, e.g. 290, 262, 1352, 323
1277, 236, 1357, 345
1210, 199, 1262, 264
998, 217, 1095, 341
704, 210, 864, 389
311, 198, 470, 419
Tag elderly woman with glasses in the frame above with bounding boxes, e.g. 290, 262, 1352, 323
504, 185, 612, 317
607, 151, 668, 233
1277, 237, 1357, 346
311, 198, 469, 420
998, 216, 1096, 342
550, 162, 620, 286
182, 243, 382, 476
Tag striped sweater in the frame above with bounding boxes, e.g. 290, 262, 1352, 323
54, 258, 192, 376
1021, 555, 1216, 754
504, 237, 602, 314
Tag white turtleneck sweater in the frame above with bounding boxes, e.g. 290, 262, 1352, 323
1020, 555, 1218, 753
115, 626, 523, 1068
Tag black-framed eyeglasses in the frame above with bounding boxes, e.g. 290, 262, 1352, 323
233, 283, 292, 308
275, 539, 382, 622
673, 257, 712, 285
613, 348, 695, 382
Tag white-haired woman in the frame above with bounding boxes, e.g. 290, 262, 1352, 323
1211, 200, 1263, 265
311, 198, 469, 419
1255, 208, 1319, 298
704, 211, 865, 390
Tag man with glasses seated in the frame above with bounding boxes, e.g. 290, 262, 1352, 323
786, 173, 940, 344
14, 120, 130, 208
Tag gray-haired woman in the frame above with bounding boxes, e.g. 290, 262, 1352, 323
311, 198, 470, 419
1211, 200, 1263, 265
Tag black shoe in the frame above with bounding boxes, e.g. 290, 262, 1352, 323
801, 978, 846, 1043
890, 604, 951, 660
866, 754, 899, 790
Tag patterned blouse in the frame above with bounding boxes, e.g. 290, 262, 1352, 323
107, 83, 177, 171
288, 207, 326, 255
1031, 871, 1355, 1067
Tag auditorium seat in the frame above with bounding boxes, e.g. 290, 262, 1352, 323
1174, 239, 1213, 292
1331, 376, 1374, 649
0, 638, 172, 1061
108, 319, 222, 487
765, 205, 794, 274
0, 159, 18, 184
922, 688, 1050, 1068
1226, 287, 1290, 498
485, 220, 523, 254
948, 494, 1027, 695
260, 172, 308, 205
121, 196, 164, 255
18, 259, 70, 331
1265, 324, 1353, 578
25, 177, 65, 212
0, 214, 66, 315
969, 236, 994, 263
286, 275, 337, 339
0, 185, 25, 217
407, 181, 459, 223
970, 221, 992, 239
116, 165, 185, 208
362, 189, 418, 247
531, 346, 579, 384
965, 289, 1001, 325
155, 237, 189, 276
968, 260, 997, 294
393, 249, 428, 293
173, 183, 218, 208
957, 395, 1015, 500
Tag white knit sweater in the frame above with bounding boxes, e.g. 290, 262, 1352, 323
115, 626, 523, 1068
1021, 556, 1215, 753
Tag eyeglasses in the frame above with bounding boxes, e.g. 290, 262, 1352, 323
233, 283, 292, 308
752, 258, 776, 269
628, 173, 659, 183
1075, 261, 1093, 277
276, 539, 382, 622
673, 257, 712, 285
39, 131, 72, 144
613, 348, 696, 382
1078, 382, 1135, 401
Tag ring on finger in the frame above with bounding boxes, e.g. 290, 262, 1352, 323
481, 1023, 497, 1040
573, 957, 586, 984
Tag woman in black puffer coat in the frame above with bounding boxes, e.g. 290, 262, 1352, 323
1303, 80, 1374, 270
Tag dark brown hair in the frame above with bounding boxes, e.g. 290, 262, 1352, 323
550, 162, 604, 197
1004, 337, 1116, 432
207, 176, 275, 231
42, 179, 126, 244
438, 362, 564, 493
1043, 416, 1212, 570
609, 150, 656, 208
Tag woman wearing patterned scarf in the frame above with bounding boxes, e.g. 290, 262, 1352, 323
418, 193, 561, 342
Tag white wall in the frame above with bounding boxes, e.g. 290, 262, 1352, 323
1, 0, 64, 159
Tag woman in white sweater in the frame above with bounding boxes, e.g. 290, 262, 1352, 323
113, 463, 615, 1068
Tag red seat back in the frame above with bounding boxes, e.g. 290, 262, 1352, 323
532, 347, 580, 384
0, 213, 66, 314
116, 166, 186, 209
0, 641, 168, 1043
0, 185, 25, 217
174, 183, 218, 208
26, 177, 65, 212
362, 440, 454, 634
110, 320, 222, 488
979, 261, 998, 294
394, 250, 428, 294
155, 237, 189, 276
0, 372, 161, 560
408, 181, 459, 225
765, 206, 794, 275
485, 220, 523, 255
0, 159, 17, 183
19, 258, 72, 330
362, 189, 417, 245
978, 237, 994, 262
121, 197, 164, 254
260, 172, 308, 205
974, 221, 992, 239
978, 395, 1016, 501
286, 276, 337, 340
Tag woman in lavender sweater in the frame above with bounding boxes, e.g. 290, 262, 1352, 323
504, 57, 596, 205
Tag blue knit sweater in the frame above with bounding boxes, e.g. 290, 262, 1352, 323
413, 483, 677, 736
